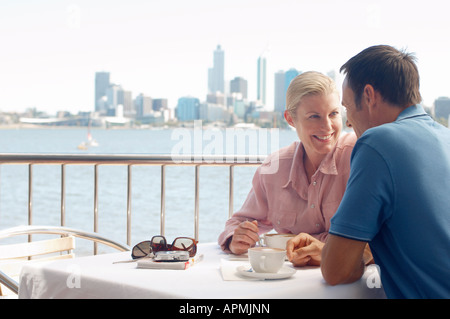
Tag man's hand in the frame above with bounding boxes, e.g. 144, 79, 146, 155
286, 233, 324, 266
228, 220, 260, 255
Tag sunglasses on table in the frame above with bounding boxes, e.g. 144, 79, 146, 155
131, 235, 198, 259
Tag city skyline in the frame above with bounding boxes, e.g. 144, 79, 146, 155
93, 45, 273, 119
1, 1, 450, 114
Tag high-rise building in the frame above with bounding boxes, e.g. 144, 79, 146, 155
206, 92, 225, 106
208, 45, 225, 94
105, 85, 133, 117
234, 100, 246, 119
274, 71, 285, 113
118, 89, 133, 117
95, 72, 110, 113
274, 68, 301, 114
105, 84, 121, 116
135, 93, 153, 118
434, 96, 450, 120
285, 68, 300, 95
176, 97, 200, 121
230, 77, 248, 100
257, 56, 267, 106
152, 98, 168, 112
199, 103, 228, 122
327, 70, 336, 83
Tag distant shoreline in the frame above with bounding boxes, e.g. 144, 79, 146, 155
0, 124, 293, 130
0, 124, 169, 130
0, 124, 87, 130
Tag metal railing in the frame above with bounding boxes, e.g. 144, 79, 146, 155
0, 154, 264, 253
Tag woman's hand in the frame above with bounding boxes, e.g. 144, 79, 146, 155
286, 233, 324, 266
363, 244, 374, 265
228, 220, 260, 255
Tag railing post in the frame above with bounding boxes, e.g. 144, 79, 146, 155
61, 164, 66, 226
126, 164, 132, 246
194, 165, 199, 241
28, 164, 33, 246
160, 165, 165, 236
28, 164, 33, 226
93, 164, 99, 255
229, 165, 234, 218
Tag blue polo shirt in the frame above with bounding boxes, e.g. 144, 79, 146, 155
330, 105, 450, 298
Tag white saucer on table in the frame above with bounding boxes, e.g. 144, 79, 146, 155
236, 265, 296, 280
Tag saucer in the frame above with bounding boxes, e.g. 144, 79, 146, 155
236, 265, 296, 280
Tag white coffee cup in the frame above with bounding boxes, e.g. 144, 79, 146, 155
248, 247, 286, 273
263, 233, 296, 250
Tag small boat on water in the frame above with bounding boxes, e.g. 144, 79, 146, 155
77, 129, 99, 150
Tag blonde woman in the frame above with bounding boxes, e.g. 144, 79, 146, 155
218, 71, 356, 264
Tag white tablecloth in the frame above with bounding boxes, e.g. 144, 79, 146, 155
18, 243, 386, 299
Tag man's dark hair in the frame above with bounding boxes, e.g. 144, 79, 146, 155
340, 45, 422, 108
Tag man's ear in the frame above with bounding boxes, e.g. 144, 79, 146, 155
363, 84, 378, 115
363, 84, 376, 105
284, 110, 295, 127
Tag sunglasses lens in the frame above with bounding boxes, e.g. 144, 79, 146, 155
172, 237, 197, 257
151, 235, 167, 252
131, 241, 152, 259
133, 236, 197, 259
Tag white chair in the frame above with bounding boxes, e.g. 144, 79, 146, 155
0, 225, 130, 297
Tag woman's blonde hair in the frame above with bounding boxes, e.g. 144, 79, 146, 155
286, 71, 338, 116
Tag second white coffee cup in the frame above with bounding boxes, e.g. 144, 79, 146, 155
263, 233, 296, 250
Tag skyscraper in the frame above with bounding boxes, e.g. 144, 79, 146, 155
95, 72, 110, 113
118, 88, 133, 117
177, 97, 200, 121
208, 45, 225, 94
105, 84, 121, 116
285, 68, 300, 95
257, 56, 266, 106
152, 98, 168, 111
230, 76, 248, 99
135, 93, 153, 118
434, 96, 450, 120
274, 71, 285, 113
274, 68, 301, 114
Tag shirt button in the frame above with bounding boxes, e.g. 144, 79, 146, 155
316, 223, 320, 227
313, 181, 317, 186
310, 204, 315, 209
277, 220, 281, 225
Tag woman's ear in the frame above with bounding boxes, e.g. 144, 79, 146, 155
284, 110, 295, 127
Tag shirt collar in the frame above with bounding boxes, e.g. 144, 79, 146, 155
396, 104, 428, 121
283, 141, 339, 192
282, 143, 307, 190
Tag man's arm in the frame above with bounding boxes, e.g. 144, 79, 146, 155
321, 234, 368, 285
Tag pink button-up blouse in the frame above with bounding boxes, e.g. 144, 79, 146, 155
218, 132, 357, 252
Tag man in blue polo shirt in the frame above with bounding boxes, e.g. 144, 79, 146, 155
319, 45, 450, 298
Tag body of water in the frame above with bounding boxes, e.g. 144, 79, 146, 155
0, 127, 298, 253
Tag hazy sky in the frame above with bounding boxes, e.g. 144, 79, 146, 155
1, 0, 449, 114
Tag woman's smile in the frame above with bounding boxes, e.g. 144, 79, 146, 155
313, 132, 335, 142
